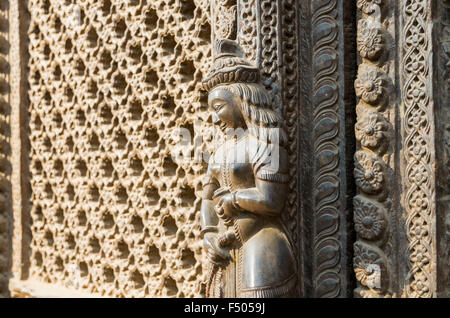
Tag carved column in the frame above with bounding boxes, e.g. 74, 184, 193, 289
215, 0, 357, 299
299, 0, 355, 297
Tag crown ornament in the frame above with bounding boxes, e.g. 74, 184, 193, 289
202, 39, 259, 92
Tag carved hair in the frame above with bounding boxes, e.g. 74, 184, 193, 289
218, 82, 287, 147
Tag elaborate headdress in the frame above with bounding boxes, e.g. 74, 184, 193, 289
203, 40, 259, 92
203, 40, 287, 148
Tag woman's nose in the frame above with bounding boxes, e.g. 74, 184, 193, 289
212, 111, 220, 124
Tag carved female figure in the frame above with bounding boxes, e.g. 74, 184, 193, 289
200, 40, 297, 297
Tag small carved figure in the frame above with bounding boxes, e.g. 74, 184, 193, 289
200, 40, 297, 298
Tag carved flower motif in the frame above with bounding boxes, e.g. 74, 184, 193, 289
410, 190, 429, 214
354, 196, 386, 240
409, 164, 427, 185
410, 244, 430, 268
409, 139, 427, 161
357, 20, 385, 60
353, 242, 386, 290
408, 80, 426, 102
355, 112, 389, 152
355, 68, 384, 105
406, 55, 425, 75
408, 108, 426, 130
357, 0, 382, 14
410, 219, 428, 240
410, 274, 430, 297
354, 151, 385, 194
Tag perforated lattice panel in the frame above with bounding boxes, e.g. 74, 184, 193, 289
26, 0, 213, 297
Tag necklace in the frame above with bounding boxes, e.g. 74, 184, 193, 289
220, 137, 236, 193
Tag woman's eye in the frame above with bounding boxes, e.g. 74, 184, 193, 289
214, 103, 224, 111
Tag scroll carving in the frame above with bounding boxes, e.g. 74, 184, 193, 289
310, 0, 342, 298
305, 0, 355, 298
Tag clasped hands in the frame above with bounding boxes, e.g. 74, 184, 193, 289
203, 191, 241, 264
214, 191, 240, 226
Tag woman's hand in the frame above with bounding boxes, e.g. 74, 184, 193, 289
203, 232, 233, 264
215, 192, 239, 225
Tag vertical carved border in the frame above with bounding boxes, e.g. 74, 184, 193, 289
434, 0, 450, 298
9, 0, 30, 286
353, 0, 398, 298
259, 0, 281, 109
400, 0, 436, 298
311, 0, 342, 298
300, 0, 354, 297
298, 0, 313, 297
237, 0, 281, 108
237, 0, 259, 64
279, 0, 301, 296
0, 0, 11, 297
211, 0, 237, 47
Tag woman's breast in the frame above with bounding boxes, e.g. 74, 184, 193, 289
209, 143, 255, 191
230, 163, 254, 189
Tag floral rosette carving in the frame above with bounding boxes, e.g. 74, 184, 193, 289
409, 273, 431, 297
354, 242, 388, 292
410, 218, 429, 241
355, 111, 389, 154
410, 244, 430, 269
354, 196, 386, 240
409, 190, 430, 216
354, 151, 385, 195
355, 66, 386, 107
357, 20, 385, 60
407, 163, 428, 187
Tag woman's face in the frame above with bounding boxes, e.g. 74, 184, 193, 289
208, 88, 244, 131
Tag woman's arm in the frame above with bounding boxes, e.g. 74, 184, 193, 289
233, 179, 288, 217
200, 167, 220, 237
218, 144, 289, 218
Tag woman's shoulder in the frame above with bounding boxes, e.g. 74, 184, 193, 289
246, 136, 289, 179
